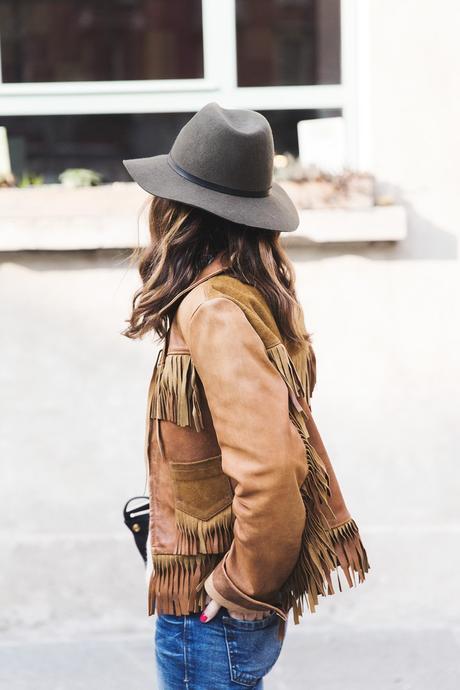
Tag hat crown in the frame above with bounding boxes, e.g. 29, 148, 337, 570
170, 102, 274, 195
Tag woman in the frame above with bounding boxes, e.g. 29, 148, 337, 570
122, 102, 369, 690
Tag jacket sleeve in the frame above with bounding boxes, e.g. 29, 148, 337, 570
182, 296, 308, 617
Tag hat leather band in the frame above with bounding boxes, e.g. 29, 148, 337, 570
167, 154, 270, 199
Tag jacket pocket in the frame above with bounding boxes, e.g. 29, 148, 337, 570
170, 454, 234, 553
222, 612, 284, 687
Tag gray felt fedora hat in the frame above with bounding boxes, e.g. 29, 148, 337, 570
123, 101, 299, 233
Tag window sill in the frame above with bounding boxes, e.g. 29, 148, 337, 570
285, 206, 407, 245
0, 183, 406, 252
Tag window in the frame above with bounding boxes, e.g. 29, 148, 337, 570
236, 0, 341, 87
0, 0, 203, 83
0, 1, 368, 170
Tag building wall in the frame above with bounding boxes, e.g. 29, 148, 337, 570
369, 0, 460, 257
301, 0, 460, 631
0, 1, 459, 639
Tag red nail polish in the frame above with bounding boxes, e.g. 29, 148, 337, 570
200, 614, 208, 622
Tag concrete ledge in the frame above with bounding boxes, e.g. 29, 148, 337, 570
295, 205, 407, 244
0, 183, 406, 251
0, 183, 150, 251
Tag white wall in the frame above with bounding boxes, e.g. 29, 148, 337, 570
369, 0, 460, 255
293, 0, 460, 632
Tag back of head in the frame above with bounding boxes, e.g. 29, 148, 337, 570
122, 196, 309, 350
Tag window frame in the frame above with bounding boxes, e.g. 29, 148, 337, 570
0, 0, 371, 169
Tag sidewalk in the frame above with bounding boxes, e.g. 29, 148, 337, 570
1, 626, 459, 690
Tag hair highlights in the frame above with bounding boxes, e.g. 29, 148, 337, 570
122, 196, 309, 349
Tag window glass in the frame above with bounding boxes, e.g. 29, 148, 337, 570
1, 110, 340, 184
236, 0, 341, 87
0, 0, 203, 83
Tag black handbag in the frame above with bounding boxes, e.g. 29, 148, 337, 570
123, 496, 150, 564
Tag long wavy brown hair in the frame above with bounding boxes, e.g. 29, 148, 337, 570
122, 195, 310, 350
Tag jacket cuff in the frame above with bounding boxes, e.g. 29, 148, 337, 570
204, 552, 288, 621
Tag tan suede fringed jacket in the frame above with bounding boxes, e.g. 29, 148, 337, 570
144, 255, 369, 628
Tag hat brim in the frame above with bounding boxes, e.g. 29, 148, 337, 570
123, 154, 299, 233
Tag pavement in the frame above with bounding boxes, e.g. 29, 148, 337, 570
1, 625, 459, 690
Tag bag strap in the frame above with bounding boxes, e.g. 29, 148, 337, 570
155, 265, 228, 317
154, 323, 171, 466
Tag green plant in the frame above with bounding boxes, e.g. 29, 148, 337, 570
59, 168, 102, 187
18, 172, 44, 187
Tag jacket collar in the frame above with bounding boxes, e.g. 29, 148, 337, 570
157, 252, 228, 316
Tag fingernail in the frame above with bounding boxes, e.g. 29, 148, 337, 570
200, 614, 208, 623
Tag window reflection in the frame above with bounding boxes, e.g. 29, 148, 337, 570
0, 0, 203, 83
236, 0, 341, 87
2, 110, 341, 184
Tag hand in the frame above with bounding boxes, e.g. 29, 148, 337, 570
199, 594, 273, 622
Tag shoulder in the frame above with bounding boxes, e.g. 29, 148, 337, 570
175, 281, 247, 345
176, 274, 281, 349
174, 273, 316, 401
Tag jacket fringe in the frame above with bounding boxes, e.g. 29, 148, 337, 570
267, 341, 317, 407
152, 352, 204, 432
149, 341, 369, 624
329, 518, 370, 590
280, 404, 370, 623
295, 345, 317, 406
148, 553, 222, 616
279, 408, 337, 622
174, 505, 235, 554
152, 342, 309, 432
266, 343, 305, 399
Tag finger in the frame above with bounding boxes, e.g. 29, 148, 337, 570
228, 611, 245, 620
200, 598, 221, 623
228, 608, 272, 621
228, 609, 255, 620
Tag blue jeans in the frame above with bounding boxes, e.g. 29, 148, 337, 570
155, 607, 286, 689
